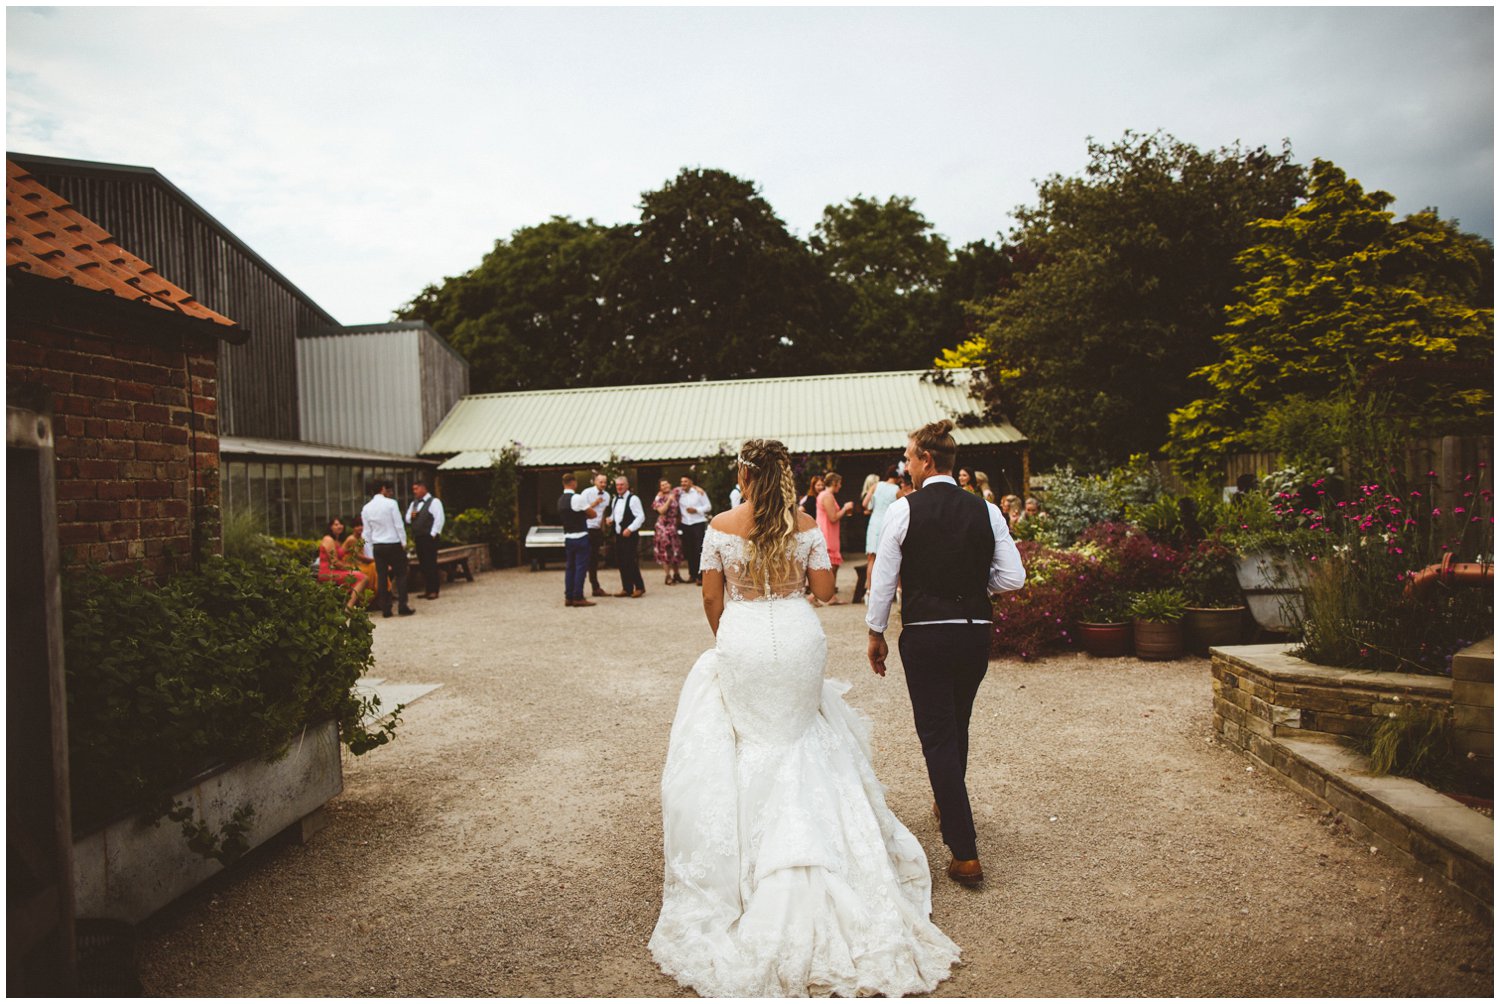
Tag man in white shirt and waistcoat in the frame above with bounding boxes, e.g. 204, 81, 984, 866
611, 475, 647, 598
677, 474, 712, 585
362, 480, 415, 618
865, 419, 1025, 887
580, 472, 612, 597
405, 479, 446, 600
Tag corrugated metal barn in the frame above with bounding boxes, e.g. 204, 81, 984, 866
422, 369, 1028, 559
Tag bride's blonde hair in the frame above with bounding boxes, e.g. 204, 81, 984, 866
737, 438, 800, 587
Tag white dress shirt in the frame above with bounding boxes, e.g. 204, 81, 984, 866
612, 491, 645, 533
361, 493, 407, 547
678, 486, 711, 526
864, 474, 1026, 634
579, 485, 608, 529
729, 485, 742, 508
405, 494, 445, 538
562, 488, 591, 539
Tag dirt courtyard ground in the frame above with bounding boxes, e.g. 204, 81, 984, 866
137, 565, 1493, 996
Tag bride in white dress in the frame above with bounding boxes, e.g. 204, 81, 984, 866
649, 439, 960, 997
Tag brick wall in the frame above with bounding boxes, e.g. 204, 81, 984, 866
8, 319, 221, 581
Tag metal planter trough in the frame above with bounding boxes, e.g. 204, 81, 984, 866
1235, 551, 1309, 633
73, 719, 343, 924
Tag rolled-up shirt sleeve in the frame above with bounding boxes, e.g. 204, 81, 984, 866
863, 498, 911, 634
987, 501, 1026, 593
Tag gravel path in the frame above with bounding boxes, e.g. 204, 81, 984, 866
138, 566, 1493, 996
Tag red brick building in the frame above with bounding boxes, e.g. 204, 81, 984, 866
6, 160, 246, 580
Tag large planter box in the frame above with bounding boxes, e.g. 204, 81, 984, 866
1234, 552, 1308, 634
73, 719, 342, 924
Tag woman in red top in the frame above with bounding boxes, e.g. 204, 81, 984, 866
318, 516, 368, 610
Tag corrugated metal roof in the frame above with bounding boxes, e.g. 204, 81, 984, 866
221, 435, 429, 465
425, 369, 1022, 470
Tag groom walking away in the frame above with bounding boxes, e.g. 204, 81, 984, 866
362, 480, 415, 618
558, 473, 598, 607
611, 475, 647, 597
865, 419, 1025, 887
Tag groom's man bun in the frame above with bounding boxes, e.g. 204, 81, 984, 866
910, 419, 957, 473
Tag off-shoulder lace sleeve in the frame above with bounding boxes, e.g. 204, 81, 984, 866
700, 526, 725, 573
802, 528, 832, 571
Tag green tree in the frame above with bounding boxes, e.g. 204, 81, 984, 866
810, 195, 951, 369
961, 131, 1306, 470
399, 217, 624, 393
608, 167, 835, 381
1169, 159, 1494, 469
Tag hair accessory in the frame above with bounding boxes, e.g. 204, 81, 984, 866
736, 453, 758, 469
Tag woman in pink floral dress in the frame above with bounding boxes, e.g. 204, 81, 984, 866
653, 479, 687, 584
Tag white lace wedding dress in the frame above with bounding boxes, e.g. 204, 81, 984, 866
649, 526, 960, 997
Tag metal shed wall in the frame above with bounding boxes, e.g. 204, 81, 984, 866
11, 155, 338, 442
298, 329, 425, 455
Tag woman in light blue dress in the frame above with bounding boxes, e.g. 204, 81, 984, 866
856, 465, 902, 603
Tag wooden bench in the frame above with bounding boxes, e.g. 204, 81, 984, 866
407, 544, 483, 591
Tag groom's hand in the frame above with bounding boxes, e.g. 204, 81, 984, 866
867, 630, 888, 677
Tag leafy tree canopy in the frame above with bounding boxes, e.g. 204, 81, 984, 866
1168, 159, 1494, 469
952, 130, 1306, 471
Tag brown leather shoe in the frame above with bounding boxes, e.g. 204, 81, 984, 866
947, 857, 983, 887
614, 590, 631, 597
931, 801, 941, 825
630, 588, 645, 598
592, 587, 608, 597
572, 599, 596, 607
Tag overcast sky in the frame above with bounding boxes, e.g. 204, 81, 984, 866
7, 5, 1493, 324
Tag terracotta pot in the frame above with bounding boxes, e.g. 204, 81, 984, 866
1184, 606, 1247, 652
1133, 619, 1184, 660
1077, 621, 1132, 658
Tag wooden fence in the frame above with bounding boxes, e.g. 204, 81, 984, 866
1226, 435, 1493, 510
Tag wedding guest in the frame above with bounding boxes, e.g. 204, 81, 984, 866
958, 468, 978, 494
581, 472, 612, 597
1022, 496, 1046, 521
318, 516, 367, 610
729, 483, 743, 508
1000, 494, 1022, 528
558, 473, 597, 607
816, 472, 855, 604
858, 465, 902, 604
361, 480, 414, 618
343, 518, 376, 595
678, 474, 712, 585
800, 475, 824, 520
611, 475, 647, 597
653, 478, 687, 585
973, 471, 996, 503
405, 480, 445, 600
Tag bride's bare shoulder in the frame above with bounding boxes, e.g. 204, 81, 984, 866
795, 511, 817, 533
710, 509, 749, 534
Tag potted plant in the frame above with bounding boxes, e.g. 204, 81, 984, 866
1128, 588, 1188, 660
1076, 590, 1133, 657
1180, 540, 1248, 652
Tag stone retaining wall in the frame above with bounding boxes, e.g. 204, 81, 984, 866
1210, 644, 1492, 920
1212, 643, 1452, 746
1452, 639, 1494, 787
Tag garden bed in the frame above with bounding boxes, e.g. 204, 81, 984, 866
1210, 644, 1492, 919
73, 719, 342, 924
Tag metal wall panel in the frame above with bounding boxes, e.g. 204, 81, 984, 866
298, 330, 423, 455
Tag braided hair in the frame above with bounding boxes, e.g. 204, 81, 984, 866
736, 438, 801, 588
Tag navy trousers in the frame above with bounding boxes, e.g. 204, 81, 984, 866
564, 535, 589, 601
898, 623, 992, 860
